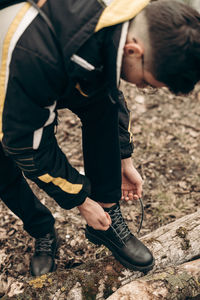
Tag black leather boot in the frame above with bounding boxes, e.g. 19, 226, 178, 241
85, 204, 154, 272
30, 228, 58, 276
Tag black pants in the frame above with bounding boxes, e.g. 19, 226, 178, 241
0, 143, 55, 238
0, 96, 121, 238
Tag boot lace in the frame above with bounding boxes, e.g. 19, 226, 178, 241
109, 206, 132, 245
35, 235, 52, 255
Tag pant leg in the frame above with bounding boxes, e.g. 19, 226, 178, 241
0, 143, 55, 238
72, 97, 122, 203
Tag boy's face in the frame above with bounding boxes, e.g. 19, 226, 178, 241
121, 40, 165, 88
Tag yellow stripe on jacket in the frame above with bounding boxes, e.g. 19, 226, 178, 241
38, 174, 83, 194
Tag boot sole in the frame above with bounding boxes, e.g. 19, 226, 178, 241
85, 228, 155, 273
30, 260, 56, 277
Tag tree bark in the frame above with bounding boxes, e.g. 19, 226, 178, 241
107, 259, 200, 300
141, 208, 200, 272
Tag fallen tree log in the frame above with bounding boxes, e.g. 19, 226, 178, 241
141, 208, 200, 271
1, 209, 200, 299
107, 259, 200, 300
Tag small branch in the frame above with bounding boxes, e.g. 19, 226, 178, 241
174, 122, 200, 132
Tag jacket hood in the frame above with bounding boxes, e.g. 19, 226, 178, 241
95, 0, 150, 32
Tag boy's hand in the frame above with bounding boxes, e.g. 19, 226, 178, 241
121, 157, 143, 201
78, 197, 111, 230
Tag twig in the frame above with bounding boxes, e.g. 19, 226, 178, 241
174, 122, 200, 132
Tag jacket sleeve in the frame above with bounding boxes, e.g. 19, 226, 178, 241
118, 90, 134, 159
2, 47, 91, 210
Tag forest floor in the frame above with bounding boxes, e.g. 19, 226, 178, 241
0, 82, 200, 298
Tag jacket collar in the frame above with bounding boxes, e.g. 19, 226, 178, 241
116, 21, 129, 86
95, 0, 149, 32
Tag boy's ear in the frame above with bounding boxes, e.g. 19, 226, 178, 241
124, 41, 144, 58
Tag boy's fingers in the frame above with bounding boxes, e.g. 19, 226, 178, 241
137, 184, 143, 198
98, 212, 111, 230
101, 212, 111, 225
99, 212, 110, 226
127, 192, 134, 200
123, 190, 129, 200
105, 212, 111, 224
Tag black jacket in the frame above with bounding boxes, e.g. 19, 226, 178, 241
0, 0, 148, 208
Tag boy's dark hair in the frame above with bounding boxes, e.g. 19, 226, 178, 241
145, 0, 200, 94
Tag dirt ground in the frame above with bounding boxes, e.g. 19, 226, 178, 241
0, 82, 200, 297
